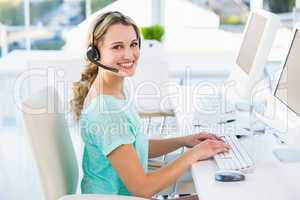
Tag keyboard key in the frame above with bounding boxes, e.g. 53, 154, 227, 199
214, 135, 254, 172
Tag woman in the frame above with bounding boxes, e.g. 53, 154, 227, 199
71, 11, 229, 199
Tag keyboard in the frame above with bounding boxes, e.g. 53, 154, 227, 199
214, 135, 254, 172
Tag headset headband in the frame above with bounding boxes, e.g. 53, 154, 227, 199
90, 11, 140, 47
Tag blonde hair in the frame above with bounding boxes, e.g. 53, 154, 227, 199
70, 11, 141, 121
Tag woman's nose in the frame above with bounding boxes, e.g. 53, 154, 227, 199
123, 48, 135, 59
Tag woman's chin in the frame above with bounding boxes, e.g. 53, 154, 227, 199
120, 66, 136, 77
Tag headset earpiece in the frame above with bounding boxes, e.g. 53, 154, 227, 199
87, 45, 100, 62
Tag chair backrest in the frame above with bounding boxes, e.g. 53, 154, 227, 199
26, 55, 84, 108
21, 86, 78, 200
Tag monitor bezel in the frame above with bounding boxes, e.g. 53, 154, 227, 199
236, 9, 267, 74
231, 8, 280, 100
274, 25, 300, 117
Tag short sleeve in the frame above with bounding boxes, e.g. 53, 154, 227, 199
81, 108, 136, 156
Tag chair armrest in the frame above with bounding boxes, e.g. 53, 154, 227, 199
139, 111, 175, 118
58, 194, 149, 200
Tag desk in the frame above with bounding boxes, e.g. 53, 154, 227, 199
171, 85, 300, 200
191, 134, 300, 200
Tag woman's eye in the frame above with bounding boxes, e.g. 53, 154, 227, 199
131, 42, 138, 47
113, 45, 122, 50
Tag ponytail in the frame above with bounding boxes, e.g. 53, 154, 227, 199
70, 61, 98, 121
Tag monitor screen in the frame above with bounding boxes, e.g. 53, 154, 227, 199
237, 13, 267, 74
275, 30, 300, 116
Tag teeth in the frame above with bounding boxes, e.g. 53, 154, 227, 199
119, 62, 134, 68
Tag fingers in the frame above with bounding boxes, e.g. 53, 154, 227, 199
215, 140, 230, 153
207, 139, 230, 153
193, 139, 230, 161
211, 135, 223, 141
198, 132, 222, 141
215, 135, 224, 141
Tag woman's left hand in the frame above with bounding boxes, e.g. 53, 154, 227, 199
180, 132, 222, 148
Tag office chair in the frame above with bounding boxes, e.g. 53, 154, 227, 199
21, 86, 148, 200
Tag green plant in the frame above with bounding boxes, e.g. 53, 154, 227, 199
141, 24, 165, 42
266, 0, 295, 13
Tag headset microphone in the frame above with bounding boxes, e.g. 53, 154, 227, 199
90, 59, 119, 73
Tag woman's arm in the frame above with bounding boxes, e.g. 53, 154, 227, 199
108, 140, 229, 198
148, 132, 222, 158
148, 138, 184, 158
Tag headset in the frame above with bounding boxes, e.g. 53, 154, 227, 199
86, 11, 141, 73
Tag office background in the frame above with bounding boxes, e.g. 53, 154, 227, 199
0, 0, 299, 200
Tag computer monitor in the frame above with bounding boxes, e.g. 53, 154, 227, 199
228, 9, 280, 102
274, 31, 300, 118
272, 24, 300, 162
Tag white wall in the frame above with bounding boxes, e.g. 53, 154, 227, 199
63, 0, 220, 57
250, 0, 263, 10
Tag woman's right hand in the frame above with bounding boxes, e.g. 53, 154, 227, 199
188, 139, 230, 162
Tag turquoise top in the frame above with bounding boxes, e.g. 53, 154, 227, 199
79, 94, 148, 195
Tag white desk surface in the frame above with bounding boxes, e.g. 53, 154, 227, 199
191, 135, 300, 200
171, 85, 300, 200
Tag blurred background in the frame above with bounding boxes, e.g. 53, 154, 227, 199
0, 0, 299, 199
0, 0, 297, 56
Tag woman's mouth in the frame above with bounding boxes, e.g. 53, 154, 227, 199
118, 61, 134, 69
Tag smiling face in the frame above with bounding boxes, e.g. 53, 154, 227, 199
97, 23, 140, 77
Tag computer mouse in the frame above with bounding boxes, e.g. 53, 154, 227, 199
214, 170, 245, 182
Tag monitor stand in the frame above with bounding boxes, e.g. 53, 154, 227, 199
235, 101, 252, 112
235, 100, 267, 113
